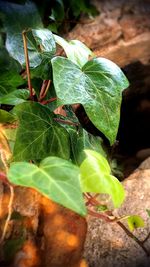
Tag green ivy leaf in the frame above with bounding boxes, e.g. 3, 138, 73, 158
80, 150, 125, 208
0, 89, 29, 105
127, 215, 145, 231
0, 1, 43, 66
54, 35, 93, 67
8, 157, 86, 216
0, 110, 16, 123
69, 128, 107, 165
0, 48, 23, 95
52, 57, 129, 144
13, 102, 70, 161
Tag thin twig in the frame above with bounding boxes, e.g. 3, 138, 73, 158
54, 118, 79, 126
0, 185, 14, 244
39, 80, 51, 101
0, 149, 14, 244
0, 172, 9, 185
87, 208, 115, 223
41, 97, 57, 105
117, 221, 150, 257
142, 232, 150, 244
84, 192, 150, 256
22, 30, 33, 100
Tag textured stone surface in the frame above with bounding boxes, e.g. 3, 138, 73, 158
67, 0, 150, 67
84, 158, 150, 267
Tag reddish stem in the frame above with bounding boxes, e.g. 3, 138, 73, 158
22, 30, 33, 100
0, 172, 10, 185
39, 80, 51, 101
41, 97, 57, 105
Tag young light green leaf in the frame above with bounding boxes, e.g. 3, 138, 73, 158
54, 35, 93, 67
127, 215, 145, 232
80, 150, 125, 208
0, 89, 29, 105
13, 102, 70, 161
8, 157, 86, 216
52, 57, 129, 144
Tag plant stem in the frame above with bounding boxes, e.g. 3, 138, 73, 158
0, 185, 14, 244
142, 232, 150, 244
117, 221, 150, 256
85, 193, 150, 256
54, 118, 79, 126
22, 30, 33, 100
39, 80, 51, 101
41, 97, 57, 105
0, 172, 9, 185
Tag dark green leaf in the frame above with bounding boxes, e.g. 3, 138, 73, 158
52, 57, 129, 144
8, 157, 86, 216
80, 150, 125, 208
0, 89, 29, 105
127, 215, 145, 231
68, 127, 107, 165
0, 48, 23, 95
13, 102, 70, 161
0, 1, 43, 65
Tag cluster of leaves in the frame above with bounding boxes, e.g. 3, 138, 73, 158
0, 0, 146, 234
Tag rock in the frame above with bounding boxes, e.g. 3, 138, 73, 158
0, 185, 87, 267
67, 0, 150, 67
84, 158, 150, 267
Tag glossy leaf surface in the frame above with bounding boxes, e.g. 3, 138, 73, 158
54, 35, 93, 67
8, 157, 86, 216
80, 150, 125, 208
13, 102, 70, 161
0, 48, 23, 95
52, 57, 129, 144
0, 89, 29, 105
0, 1, 42, 66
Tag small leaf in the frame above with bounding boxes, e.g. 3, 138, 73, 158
96, 205, 108, 212
13, 102, 70, 161
127, 215, 145, 231
54, 35, 93, 67
52, 57, 129, 144
80, 150, 125, 208
8, 157, 86, 216
0, 89, 29, 105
